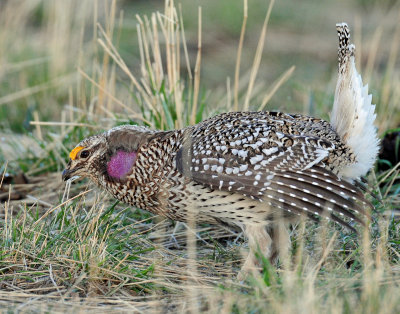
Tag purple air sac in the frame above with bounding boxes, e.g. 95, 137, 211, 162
107, 151, 137, 179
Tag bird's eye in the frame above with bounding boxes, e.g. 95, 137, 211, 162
80, 150, 90, 158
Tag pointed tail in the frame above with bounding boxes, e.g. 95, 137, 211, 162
330, 23, 380, 180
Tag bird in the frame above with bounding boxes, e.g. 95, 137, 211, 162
62, 23, 379, 278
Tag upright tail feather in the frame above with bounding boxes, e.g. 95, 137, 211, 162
330, 23, 380, 180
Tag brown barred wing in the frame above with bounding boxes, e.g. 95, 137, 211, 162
176, 121, 369, 230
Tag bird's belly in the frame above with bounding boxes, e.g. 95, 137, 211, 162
104, 179, 291, 228
167, 182, 283, 229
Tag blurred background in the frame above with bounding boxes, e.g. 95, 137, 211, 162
0, 0, 399, 156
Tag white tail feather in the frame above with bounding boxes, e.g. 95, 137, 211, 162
330, 23, 380, 180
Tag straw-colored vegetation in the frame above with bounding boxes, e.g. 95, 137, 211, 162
0, 0, 399, 312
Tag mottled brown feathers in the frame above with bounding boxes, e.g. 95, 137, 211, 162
175, 111, 370, 232
66, 110, 371, 231
63, 23, 378, 277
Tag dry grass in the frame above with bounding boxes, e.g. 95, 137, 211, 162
1, 0, 400, 312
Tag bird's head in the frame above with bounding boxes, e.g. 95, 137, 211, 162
62, 125, 158, 184
62, 134, 108, 182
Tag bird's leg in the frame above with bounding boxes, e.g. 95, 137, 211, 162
237, 224, 273, 281
269, 221, 291, 264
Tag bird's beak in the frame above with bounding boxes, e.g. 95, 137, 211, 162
62, 160, 81, 181
62, 168, 74, 181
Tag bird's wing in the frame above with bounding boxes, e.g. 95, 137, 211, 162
176, 113, 370, 230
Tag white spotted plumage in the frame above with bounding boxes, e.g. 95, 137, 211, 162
63, 23, 378, 278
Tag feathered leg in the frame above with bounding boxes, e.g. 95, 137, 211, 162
238, 224, 273, 281
269, 221, 291, 263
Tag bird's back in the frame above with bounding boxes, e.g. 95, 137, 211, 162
168, 110, 367, 231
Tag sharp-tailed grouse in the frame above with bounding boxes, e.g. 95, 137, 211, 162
62, 23, 379, 277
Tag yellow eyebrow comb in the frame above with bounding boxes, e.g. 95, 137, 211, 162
69, 146, 84, 160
